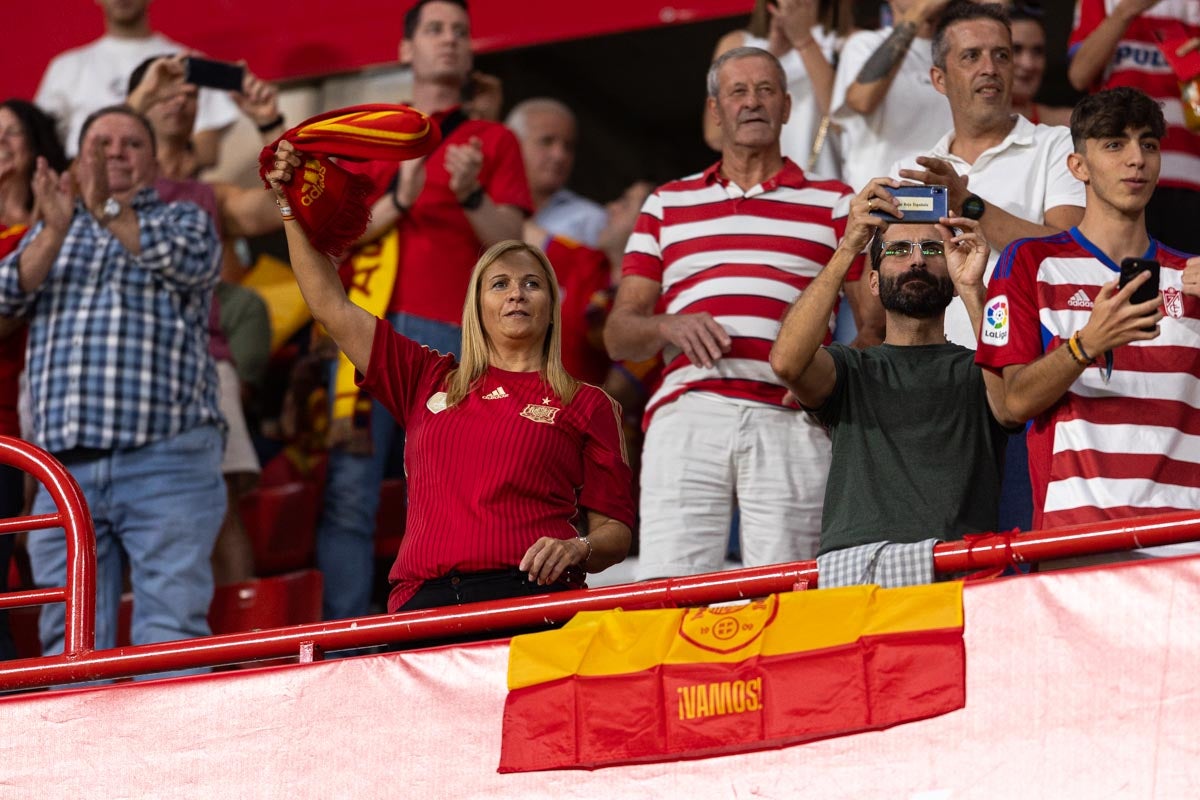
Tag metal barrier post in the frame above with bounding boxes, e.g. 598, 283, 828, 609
0, 436, 96, 655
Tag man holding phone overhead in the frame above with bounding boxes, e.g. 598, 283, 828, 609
34, 0, 238, 168
976, 87, 1200, 549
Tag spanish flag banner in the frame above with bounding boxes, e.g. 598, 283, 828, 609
498, 582, 964, 772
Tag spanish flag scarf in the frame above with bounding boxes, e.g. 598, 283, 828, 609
325, 107, 470, 450
258, 104, 442, 450
257, 104, 441, 257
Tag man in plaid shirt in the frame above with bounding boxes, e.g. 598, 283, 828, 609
0, 106, 225, 674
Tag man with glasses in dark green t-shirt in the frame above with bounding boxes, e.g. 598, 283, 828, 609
770, 176, 1019, 555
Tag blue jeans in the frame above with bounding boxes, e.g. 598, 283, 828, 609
27, 426, 226, 678
317, 312, 461, 621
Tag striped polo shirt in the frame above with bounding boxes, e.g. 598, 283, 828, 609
622, 158, 861, 424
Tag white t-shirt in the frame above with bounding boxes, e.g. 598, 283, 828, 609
890, 115, 1086, 347
831, 28, 953, 192
36, 34, 240, 156
744, 30, 842, 181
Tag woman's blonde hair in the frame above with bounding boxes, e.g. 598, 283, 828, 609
444, 240, 579, 408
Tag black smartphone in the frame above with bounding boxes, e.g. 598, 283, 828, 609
1118, 258, 1161, 306
184, 57, 245, 92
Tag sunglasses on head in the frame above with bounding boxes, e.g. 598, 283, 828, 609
881, 240, 946, 258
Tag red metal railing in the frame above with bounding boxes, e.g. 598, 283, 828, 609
1, 435, 1200, 691
0, 436, 95, 656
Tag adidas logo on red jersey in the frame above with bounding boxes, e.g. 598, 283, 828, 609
482, 387, 509, 400
1067, 289, 1093, 309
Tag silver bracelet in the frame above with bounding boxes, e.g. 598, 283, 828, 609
578, 535, 593, 567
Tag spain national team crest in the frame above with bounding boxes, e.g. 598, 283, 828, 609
520, 402, 560, 424
678, 595, 780, 655
1163, 287, 1184, 320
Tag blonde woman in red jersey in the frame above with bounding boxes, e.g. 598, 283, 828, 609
267, 140, 634, 613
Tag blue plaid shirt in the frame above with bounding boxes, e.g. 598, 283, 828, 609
0, 188, 223, 453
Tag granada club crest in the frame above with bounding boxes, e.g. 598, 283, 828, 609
678, 595, 779, 655
1163, 287, 1184, 320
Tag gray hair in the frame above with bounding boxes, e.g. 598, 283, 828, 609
505, 97, 576, 139
706, 46, 787, 98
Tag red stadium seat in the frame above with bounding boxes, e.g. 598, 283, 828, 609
208, 569, 324, 634
116, 569, 324, 647
238, 481, 320, 575
8, 605, 40, 659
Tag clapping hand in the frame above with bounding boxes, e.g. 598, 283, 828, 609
444, 136, 485, 203
31, 157, 75, 233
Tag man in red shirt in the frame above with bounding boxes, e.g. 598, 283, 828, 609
320, 0, 532, 621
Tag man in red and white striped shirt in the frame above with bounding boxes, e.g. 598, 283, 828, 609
1068, 0, 1200, 253
977, 87, 1200, 548
604, 46, 883, 579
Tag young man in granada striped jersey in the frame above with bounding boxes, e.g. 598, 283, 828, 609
604, 46, 884, 580
976, 87, 1200, 552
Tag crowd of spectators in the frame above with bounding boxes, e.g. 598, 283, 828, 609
0, 0, 1198, 662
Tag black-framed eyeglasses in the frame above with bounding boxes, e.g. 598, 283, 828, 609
881, 240, 945, 258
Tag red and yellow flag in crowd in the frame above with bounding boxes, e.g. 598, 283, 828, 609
499, 582, 964, 772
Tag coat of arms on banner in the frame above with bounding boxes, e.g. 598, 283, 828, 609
679, 596, 779, 655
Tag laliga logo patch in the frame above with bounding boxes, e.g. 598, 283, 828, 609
1163, 287, 1184, 320
981, 295, 1009, 345
678, 595, 779, 655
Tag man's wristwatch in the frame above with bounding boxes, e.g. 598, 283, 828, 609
99, 197, 121, 223
458, 187, 485, 211
961, 194, 986, 221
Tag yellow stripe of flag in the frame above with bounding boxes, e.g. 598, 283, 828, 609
508, 582, 962, 690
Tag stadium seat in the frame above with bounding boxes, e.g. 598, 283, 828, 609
238, 481, 320, 575
209, 569, 324, 634
116, 569, 324, 647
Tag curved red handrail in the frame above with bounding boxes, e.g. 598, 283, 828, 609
0, 433, 1199, 691
0, 435, 95, 656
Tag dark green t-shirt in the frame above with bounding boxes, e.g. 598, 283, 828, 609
811, 343, 1007, 555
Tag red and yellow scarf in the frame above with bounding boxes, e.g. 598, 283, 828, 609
257, 104, 440, 256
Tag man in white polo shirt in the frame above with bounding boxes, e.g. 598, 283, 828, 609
604, 47, 883, 580
893, 1, 1086, 348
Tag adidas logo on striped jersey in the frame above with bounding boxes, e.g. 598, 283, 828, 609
482, 387, 509, 400
1067, 289, 1093, 309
